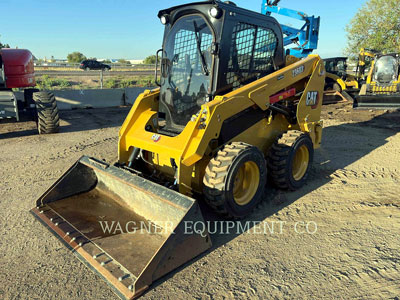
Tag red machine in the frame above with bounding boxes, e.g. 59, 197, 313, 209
0, 48, 36, 88
0, 48, 59, 134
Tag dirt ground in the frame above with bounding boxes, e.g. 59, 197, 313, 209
0, 102, 399, 299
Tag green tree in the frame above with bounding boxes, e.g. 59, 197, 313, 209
103, 59, 112, 63
345, 0, 400, 59
118, 59, 131, 65
143, 55, 156, 65
67, 51, 86, 63
0, 36, 10, 49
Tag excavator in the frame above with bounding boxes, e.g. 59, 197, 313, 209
30, 1, 326, 299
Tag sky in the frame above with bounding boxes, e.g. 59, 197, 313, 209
0, 0, 366, 60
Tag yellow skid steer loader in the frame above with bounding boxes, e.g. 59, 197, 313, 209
354, 53, 400, 108
324, 57, 358, 103
31, 1, 325, 299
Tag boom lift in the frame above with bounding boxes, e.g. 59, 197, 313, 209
260, 1, 351, 104
0, 48, 59, 133
261, 0, 320, 58
31, 1, 326, 299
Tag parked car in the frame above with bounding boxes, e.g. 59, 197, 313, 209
79, 60, 111, 71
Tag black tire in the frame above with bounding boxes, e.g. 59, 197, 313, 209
33, 91, 60, 134
267, 131, 313, 190
203, 142, 267, 218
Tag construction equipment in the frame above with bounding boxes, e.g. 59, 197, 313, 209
30, 1, 325, 299
323, 49, 379, 103
261, 0, 320, 58
355, 52, 400, 108
324, 57, 359, 91
323, 57, 359, 103
355, 48, 377, 82
260, 1, 351, 106
261, 1, 347, 106
0, 48, 59, 133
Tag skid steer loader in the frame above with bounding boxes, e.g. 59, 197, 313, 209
30, 1, 325, 299
354, 53, 400, 108
324, 57, 358, 103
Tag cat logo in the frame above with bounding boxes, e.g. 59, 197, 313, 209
306, 91, 319, 109
151, 134, 161, 142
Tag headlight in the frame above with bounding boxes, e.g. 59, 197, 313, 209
160, 15, 169, 25
209, 7, 222, 19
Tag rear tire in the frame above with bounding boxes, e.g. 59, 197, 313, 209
203, 142, 267, 218
267, 131, 313, 190
33, 91, 60, 134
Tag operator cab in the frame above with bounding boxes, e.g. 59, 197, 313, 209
324, 57, 348, 79
372, 54, 399, 85
156, 0, 284, 135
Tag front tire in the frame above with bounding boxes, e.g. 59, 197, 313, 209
33, 91, 60, 134
203, 142, 267, 218
267, 131, 313, 190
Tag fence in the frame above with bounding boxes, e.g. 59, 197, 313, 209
34, 63, 155, 71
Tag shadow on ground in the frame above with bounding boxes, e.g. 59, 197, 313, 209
144, 109, 400, 295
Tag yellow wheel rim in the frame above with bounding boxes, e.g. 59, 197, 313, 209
292, 145, 309, 181
233, 161, 260, 206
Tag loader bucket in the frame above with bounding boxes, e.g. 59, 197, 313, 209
354, 94, 400, 109
30, 156, 211, 299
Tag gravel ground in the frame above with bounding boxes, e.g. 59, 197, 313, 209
0, 102, 399, 299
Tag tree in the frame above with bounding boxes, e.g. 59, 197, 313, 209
143, 55, 156, 65
67, 52, 86, 63
345, 0, 400, 59
0, 42, 10, 49
118, 59, 131, 65
103, 59, 112, 63
0, 35, 10, 49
